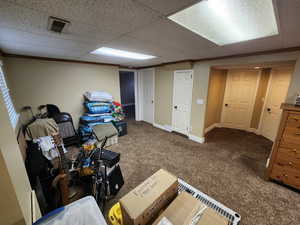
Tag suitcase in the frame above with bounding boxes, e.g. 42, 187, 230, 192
113, 121, 127, 137
101, 149, 120, 168
107, 165, 124, 196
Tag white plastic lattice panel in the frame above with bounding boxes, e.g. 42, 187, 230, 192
178, 179, 241, 225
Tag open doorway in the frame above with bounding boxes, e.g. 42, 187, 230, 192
204, 61, 295, 142
119, 70, 136, 120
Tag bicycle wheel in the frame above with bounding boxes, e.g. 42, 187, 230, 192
92, 173, 106, 212
97, 180, 106, 212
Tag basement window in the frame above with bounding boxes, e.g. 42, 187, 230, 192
168, 0, 279, 46
0, 65, 19, 129
91, 47, 156, 60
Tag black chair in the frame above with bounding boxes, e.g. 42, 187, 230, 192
46, 104, 61, 118
53, 112, 79, 147
38, 104, 80, 146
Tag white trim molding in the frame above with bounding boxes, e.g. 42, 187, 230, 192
188, 134, 205, 144
153, 123, 173, 132
211, 122, 261, 135
154, 123, 205, 144
248, 127, 260, 135
204, 123, 221, 134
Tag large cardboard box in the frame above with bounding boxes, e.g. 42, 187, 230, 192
152, 192, 229, 225
120, 169, 178, 225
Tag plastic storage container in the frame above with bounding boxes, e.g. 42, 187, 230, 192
108, 202, 123, 225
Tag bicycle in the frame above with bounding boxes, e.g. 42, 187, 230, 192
89, 135, 109, 212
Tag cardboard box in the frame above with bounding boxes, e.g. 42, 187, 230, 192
152, 192, 229, 225
120, 169, 178, 225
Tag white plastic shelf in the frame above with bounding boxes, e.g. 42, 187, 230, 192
178, 179, 241, 225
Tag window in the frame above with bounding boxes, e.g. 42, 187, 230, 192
0, 65, 19, 129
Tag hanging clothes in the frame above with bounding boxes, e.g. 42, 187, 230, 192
33, 136, 67, 160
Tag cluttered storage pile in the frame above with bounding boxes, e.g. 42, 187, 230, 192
78, 91, 126, 142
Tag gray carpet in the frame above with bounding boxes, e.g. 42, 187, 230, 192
107, 121, 300, 225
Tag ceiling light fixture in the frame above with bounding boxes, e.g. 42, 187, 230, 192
90, 47, 156, 60
254, 67, 261, 69
168, 0, 279, 45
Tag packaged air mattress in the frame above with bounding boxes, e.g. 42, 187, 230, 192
84, 102, 112, 114
80, 115, 115, 125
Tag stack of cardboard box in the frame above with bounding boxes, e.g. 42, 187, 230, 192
119, 169, 229, 225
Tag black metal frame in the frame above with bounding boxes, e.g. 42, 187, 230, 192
90, 135, 109, 211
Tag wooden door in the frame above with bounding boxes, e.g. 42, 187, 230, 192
172, 70, 193, 135
142, 69, 154, 124
221, 69, 259, 130
260, 67, 292, 141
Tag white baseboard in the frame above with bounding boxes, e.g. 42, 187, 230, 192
247, 128, 260, 135
188, 134, 205, 144
204, 123, 220, 134
153, 123, 204, 143
217, 124, 261, 135
153, 123, 173, 132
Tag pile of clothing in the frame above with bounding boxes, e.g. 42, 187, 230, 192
78, 91, 124, 141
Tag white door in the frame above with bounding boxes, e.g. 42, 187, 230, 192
260, 67, 292, 141
172, 70, 193, 135
221, 69, 259, 130
142, 69, 154, 124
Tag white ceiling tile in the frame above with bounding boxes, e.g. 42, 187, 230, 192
0, 0, 298, 67
1, 41, 84, 59
128, 19, 216, 54
2, 0, 162, 34
0, 27, 95, 52
0, 1, 119, 43
96, 35, 185, 57
277, 0, 300, 47
136, 0, 200, 15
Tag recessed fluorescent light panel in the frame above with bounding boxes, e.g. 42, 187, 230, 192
168, 0, 279, 45
91, 47, 156, 60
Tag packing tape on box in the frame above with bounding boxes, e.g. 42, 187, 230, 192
156, 205, 208, 225
157, 217, 173, 225
189, 205, 207, 225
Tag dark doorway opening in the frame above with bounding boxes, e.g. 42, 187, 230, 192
119, 71, 135, 120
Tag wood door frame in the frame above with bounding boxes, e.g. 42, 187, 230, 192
171, 70, 194, 135
220, 69, 261, 131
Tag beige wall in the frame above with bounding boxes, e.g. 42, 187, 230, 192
155, 51, 300, 140
0, 153, 25, 225
4, 57, 121, 126
189, 51, 300, 139
204, 69, 227, 129
154, 62, 192, 126
250, 69, 271, 129
0, 58, 32, 225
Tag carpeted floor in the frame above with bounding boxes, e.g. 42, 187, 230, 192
106, 121, 300, 225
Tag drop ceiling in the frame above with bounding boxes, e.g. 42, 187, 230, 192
0, 0, 300, 67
